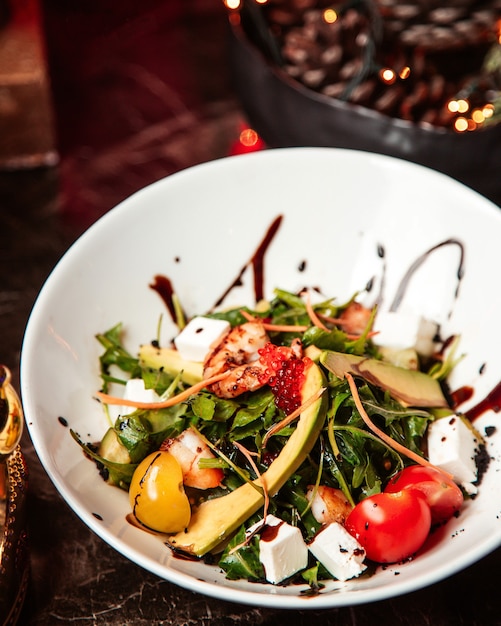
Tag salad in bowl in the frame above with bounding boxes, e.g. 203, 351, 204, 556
76, 283, 482, 589
21, 148, 501, 608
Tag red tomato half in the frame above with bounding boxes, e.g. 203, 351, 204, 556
384, 465, 464, 525
345, 490, 431, 564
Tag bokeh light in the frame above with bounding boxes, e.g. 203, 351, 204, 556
224, 0, 241, 9
323, 8, 338, 24
399, 66, 411, 80
379, 68, 396, 84
454, 117, 469, 132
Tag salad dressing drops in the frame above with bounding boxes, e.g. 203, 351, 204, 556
465, 380, 501, 422
211, 214, 283, 308
389, 238, 465, 315
149, 274, 177, 323
149, 216, 284, 321
260, 521, 284, 542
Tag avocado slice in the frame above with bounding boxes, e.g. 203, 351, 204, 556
320, 350, 448, 408
167, 362, 328, 557
138, 344, 203, 386
378, 346, 420, 371
99, 427, 131, 465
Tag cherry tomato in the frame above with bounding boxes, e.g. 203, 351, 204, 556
384, 465, 463, 524
345, 490, 431, 563
129, 451, 191, 533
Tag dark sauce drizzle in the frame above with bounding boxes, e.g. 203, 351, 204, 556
465, 381, 501, 422
212, 215, 283, 310
149, 216, 283, 322
149, 220, 498, 424
260, 520, 283, 542
449, 385, 474, 408
389, 238, 465, 316
381, 237, 501, 421
371, 242, 387, 306
150, 274, 177, 322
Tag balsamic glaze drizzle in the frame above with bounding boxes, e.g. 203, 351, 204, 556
466, 381, 501, 422
149, 274, 176, 322
212, 215, 283, 310
389, 238, 465, 315
148, 218, 497, 422
368, 242, 387, 307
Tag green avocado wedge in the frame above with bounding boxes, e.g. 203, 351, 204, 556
167, 362, 328, 557
98, 427, 131, 466
320, 350, 448, 408
139, 344, 203, 386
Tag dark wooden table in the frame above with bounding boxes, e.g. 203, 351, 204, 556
1, 2, 501, 624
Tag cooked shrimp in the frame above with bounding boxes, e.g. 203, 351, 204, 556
289, 337, 303, 360
207, 361, 271, 398
338, 302, 372, 336
204, 322, 270, 377
306, 485, 353, 525
203, 322, 270, 398
160, 427, 223, 490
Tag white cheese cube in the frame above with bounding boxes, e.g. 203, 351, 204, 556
427, 415, 479, 494
252, 515, 308, 585
373, 312, 438, 357
174, 316, 230, 362
121, 378, 160, 416
309, 522, 366, 582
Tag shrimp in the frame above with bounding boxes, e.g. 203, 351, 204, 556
306, 485, 353, 525
338, 301, 372, 336
160, 427, 223, 490
203, 322, 306, 399
203, 322, 271, 398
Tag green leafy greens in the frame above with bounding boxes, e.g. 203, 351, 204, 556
78, 287, 451, 588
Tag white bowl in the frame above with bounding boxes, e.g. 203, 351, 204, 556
20, 147, 501, 609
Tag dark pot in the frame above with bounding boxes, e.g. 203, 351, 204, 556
228, 14, 501, 207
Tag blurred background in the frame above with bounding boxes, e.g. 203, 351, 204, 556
42, 0, 245, 226
0, 0, 243, 228
2, 0, 501, 228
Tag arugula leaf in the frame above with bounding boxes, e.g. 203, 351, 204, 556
273, 288, 305, 309
302, 326, 348, 351
141, 366, 177, 395
191, 394, 216, 421
218, 526, 265, 582
96, 324, 141, 391
301, 563, 325, 591
329, 425, 404, 500
231, 395, 271, 431
280, 480, 322, 541
115, 409, 186, 462
70, 430, 137, 489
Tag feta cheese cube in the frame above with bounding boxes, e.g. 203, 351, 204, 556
174, 316, 230, 362
121, 378, 160, 416
427, 415, 479, 494
309, 522, 366, 582
373, 312, 438, 357
251, 515, 308, 585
